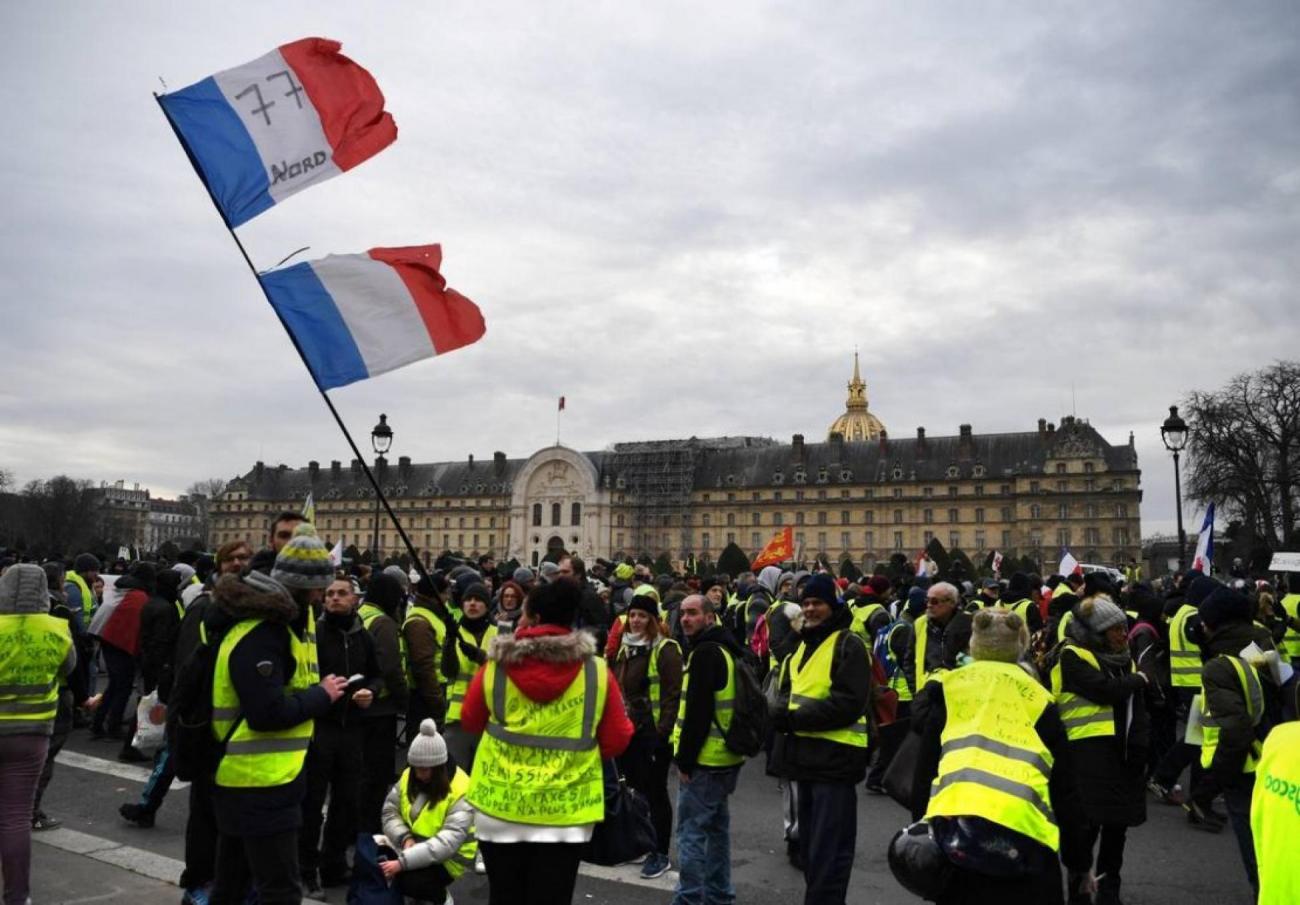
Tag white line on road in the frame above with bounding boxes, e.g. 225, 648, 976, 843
56, 749, 189, 790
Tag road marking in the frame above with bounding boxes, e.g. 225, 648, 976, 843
578, 860, 678, 890
56, 749, 189, 790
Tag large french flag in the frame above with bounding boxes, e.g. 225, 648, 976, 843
260, 245, 486, 390
159, 38, 397, 227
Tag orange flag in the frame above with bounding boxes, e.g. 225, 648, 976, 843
751, 527, 794, 570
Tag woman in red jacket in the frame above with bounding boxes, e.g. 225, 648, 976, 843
91, 562, 153, 741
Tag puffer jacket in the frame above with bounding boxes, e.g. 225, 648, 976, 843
381, 767, 475, 872
1200, 619, 1277, 786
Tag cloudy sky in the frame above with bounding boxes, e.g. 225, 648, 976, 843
2, 2, 1297, 537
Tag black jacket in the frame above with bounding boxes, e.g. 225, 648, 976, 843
207, 574, 333, 836
673, 623, 746, 774
771, 608, 872, 784
315, 611, 381, 726
138, 593, 181, 695
901, 611, 970, 694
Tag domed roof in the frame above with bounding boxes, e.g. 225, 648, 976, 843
827, 352, 887, 442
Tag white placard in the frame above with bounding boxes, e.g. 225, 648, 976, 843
1267, 551, 1300, 572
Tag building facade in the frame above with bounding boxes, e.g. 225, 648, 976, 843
145, 497, 202, 550
210, 365, 1143, 572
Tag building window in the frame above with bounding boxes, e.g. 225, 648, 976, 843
893, 488, 903, 499
752, 532, 762, 548
840, 510, 850, 524
1085, 503, 1097, 519
924, 530, 934, 544
923, 487, 934, 498
751, 512, 760, 526
473, 534, 479, 549
865, 511, 875, 525
616, 532, 624, 549
1113, 526, 1130, 545
893, 509, 904, 524
1056, 528, 1071, 547
774, 491, 783, 501
923, 508, 934, 525
532, 503, 541, 526
702, 514, 711, 527
796, 532, 806, 547
1058, 503, 1069, 519
864, 489, 874, 499
773, 512, 784, 526
817, 531, 827, 550
947, 508, 958, 523
550, 502, 560, 525
702, 532, 711, 550
727, 492, 735, 502
1115, 503, 1128, 518
1030, 504, 1041, 519
616, 513, 625, 527
840, 531, 850, 548
443, 533, 449, 548
726, 532, 736, 544
1002, 530, 1012, 547
817, 490, 827, 500
817, 511, 827, 525
702, 494, 710, 502
472, 516, 480, 529
1030, 481, 1040, 493
1000, 506, 1012, 521
893, 531, 904, 551
726, 512, 736, 527
795, 512, 805, 525
949, 531, 961, 549
1057, 480, 1068, 493
865, 530, 875, 550
1085, 527, 1100, 546
975, 530, 986, 550
571, 502, 581, 526
1084, 461, 1095, 473
1056, 463, 1067, 475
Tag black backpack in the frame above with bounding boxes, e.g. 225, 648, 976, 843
712, 645, 769, 758
166, 623, 242, 782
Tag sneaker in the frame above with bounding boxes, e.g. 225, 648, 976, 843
181, 887, 211, 905
1146, 780, 1184, 805
1185, 801, 1225, 833
473, 850, 486, 875
31, 812, 61, 831
639, 853, 671, 880
119, 803, 155, 828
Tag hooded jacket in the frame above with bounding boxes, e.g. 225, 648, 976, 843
673, 622, 747, 774
770, 607, 872, 784
404, 593, 452, 713
1200, 619, 1276, 785
207, 573, 333, 836
359, 578, 409, 718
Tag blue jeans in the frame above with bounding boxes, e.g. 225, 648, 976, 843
672, 767, 739, 905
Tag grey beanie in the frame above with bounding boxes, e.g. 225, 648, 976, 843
270, 524, 335, 590
1076, 596, 1127, 634
407, 718, 448, 767
382, 564, 411, 590
969, 609, 1029, 663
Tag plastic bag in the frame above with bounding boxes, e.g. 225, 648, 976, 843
132, 690, 166, 754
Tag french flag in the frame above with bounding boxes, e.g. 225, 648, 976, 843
260, 245, 485, 390
159, 37, 397, 227
1190, 503, 1215, 573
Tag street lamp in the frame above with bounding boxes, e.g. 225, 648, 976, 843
1160, 405, 1189, 572
371, 413, 393, 561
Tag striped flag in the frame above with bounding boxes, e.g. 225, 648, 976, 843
1190, 504, 1215, 573
302, 492, 315, 523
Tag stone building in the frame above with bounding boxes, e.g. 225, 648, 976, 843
145, 496, 202, 550
210, 362, 1142, 571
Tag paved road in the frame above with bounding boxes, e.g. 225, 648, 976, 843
28, 731, 1255, 904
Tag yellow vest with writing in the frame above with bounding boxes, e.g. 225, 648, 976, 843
1050, 645, 1121, 741
1251, 722, 1300, 905
397, 765, 477, 879
787, 630, 869, 748
447, 623, 497, 722
0, 613, 72, 734
1199, 654, 1264, 773
926, 661, 1059, 851
671, 645, 742, 767
211, 618, 318, 788
1168, 604, 1202, 689
467, 657, 608, 825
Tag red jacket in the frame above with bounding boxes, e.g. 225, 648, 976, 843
461, 624, 633, 759
98, 588, 147, 656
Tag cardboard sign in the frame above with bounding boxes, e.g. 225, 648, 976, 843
1267, 552, 1300, 572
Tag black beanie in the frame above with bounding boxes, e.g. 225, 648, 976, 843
365, 572, 406, 617
1007, 572, 1031, 598
527, 578, 579, 627
1198, 586, 1252, 630
626, 593, 661, 620
1186, 575, 1221, 608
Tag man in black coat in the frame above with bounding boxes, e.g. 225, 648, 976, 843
299, 577, 381, 894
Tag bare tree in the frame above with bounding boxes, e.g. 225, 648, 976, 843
1184, 361, 1300, 554
185, 477, 228, 549
186, 477, 228, 499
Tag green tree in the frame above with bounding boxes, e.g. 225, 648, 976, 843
716, 542, 750, 579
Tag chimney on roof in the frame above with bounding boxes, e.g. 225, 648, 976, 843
331, 460, 341, 478
829, 431, 844, 459
916, 427, 927, 456
494, 451, 507, 473
1047, 422, 1056, 437
959, 424, 974, 459
254, 462, 264, 481
879, 428, 889, 454
1038, 418, 1047, 439
308, 460, 319, 480
398, 455, 411, 479
1129, 431, 1135, 448
792, 433, 805, 459
351, 458, 362, 476
468, 453, 474, 469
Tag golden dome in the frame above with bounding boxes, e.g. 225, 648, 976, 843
827, 351, 886, 442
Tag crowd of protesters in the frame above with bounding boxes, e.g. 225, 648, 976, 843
2, 523, 1298, 905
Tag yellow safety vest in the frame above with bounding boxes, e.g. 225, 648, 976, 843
925, 660, 1059, 852
1199, 655, 1264, 773
1168, 604, 1202, 689
447, 623, 497, 722
644, 637, 681, 729
211, 618, 318, 788
358, 603, 393, 699
1056, 610, 1075, 644
1251, 721, 1300, 905
849, 602, 886, 644
786, 630, 869, 748
402, 606, 447, 688
66, 571, 94, 619
396, 765, 477, 879
1278, 594, 1300, 660
913, 614, 943, 689
467, 656, 608, 825
1050, 645, 1121, 741
671, 644, 743, 768
0, 613, 72, 734
885, 621, 913, 703
1000, 598, 1034, 623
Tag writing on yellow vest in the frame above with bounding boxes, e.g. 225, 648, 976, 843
211, 618, 318, 788
467, 657, 607, 825
925, 661, 1059, 852
1251, 721, 1300, 905
0, 613, 72, 734
396, 765, 477, 879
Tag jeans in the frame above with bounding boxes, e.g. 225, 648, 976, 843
673, 766, 739, 905
211, 828, 301, 905
797, 780, 858, 905
138, 744, 176, 814
1223, 778, 1258, 894
0, 735, 48, 905
479, 840, 585, 905
92, 641, 136, 735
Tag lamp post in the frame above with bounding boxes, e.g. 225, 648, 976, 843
370, 413, 393, 562
1160, 405, 1189, 572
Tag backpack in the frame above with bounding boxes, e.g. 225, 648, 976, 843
749, 612, 770, 661
712, 644, 769, 758
166, 622, 241, 782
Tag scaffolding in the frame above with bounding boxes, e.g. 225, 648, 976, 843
610, 440, 697, 558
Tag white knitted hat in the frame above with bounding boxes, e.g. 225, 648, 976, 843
407, 718, 448, 767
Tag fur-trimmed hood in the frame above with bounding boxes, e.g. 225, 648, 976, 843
212, 573, 299, 625
486, 625, 596, 704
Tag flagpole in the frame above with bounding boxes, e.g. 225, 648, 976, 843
154, 94, 435, 585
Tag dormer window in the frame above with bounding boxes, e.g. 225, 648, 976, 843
946, 465, 960, 478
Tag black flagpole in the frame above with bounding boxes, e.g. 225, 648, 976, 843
154, 93, 434, 584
